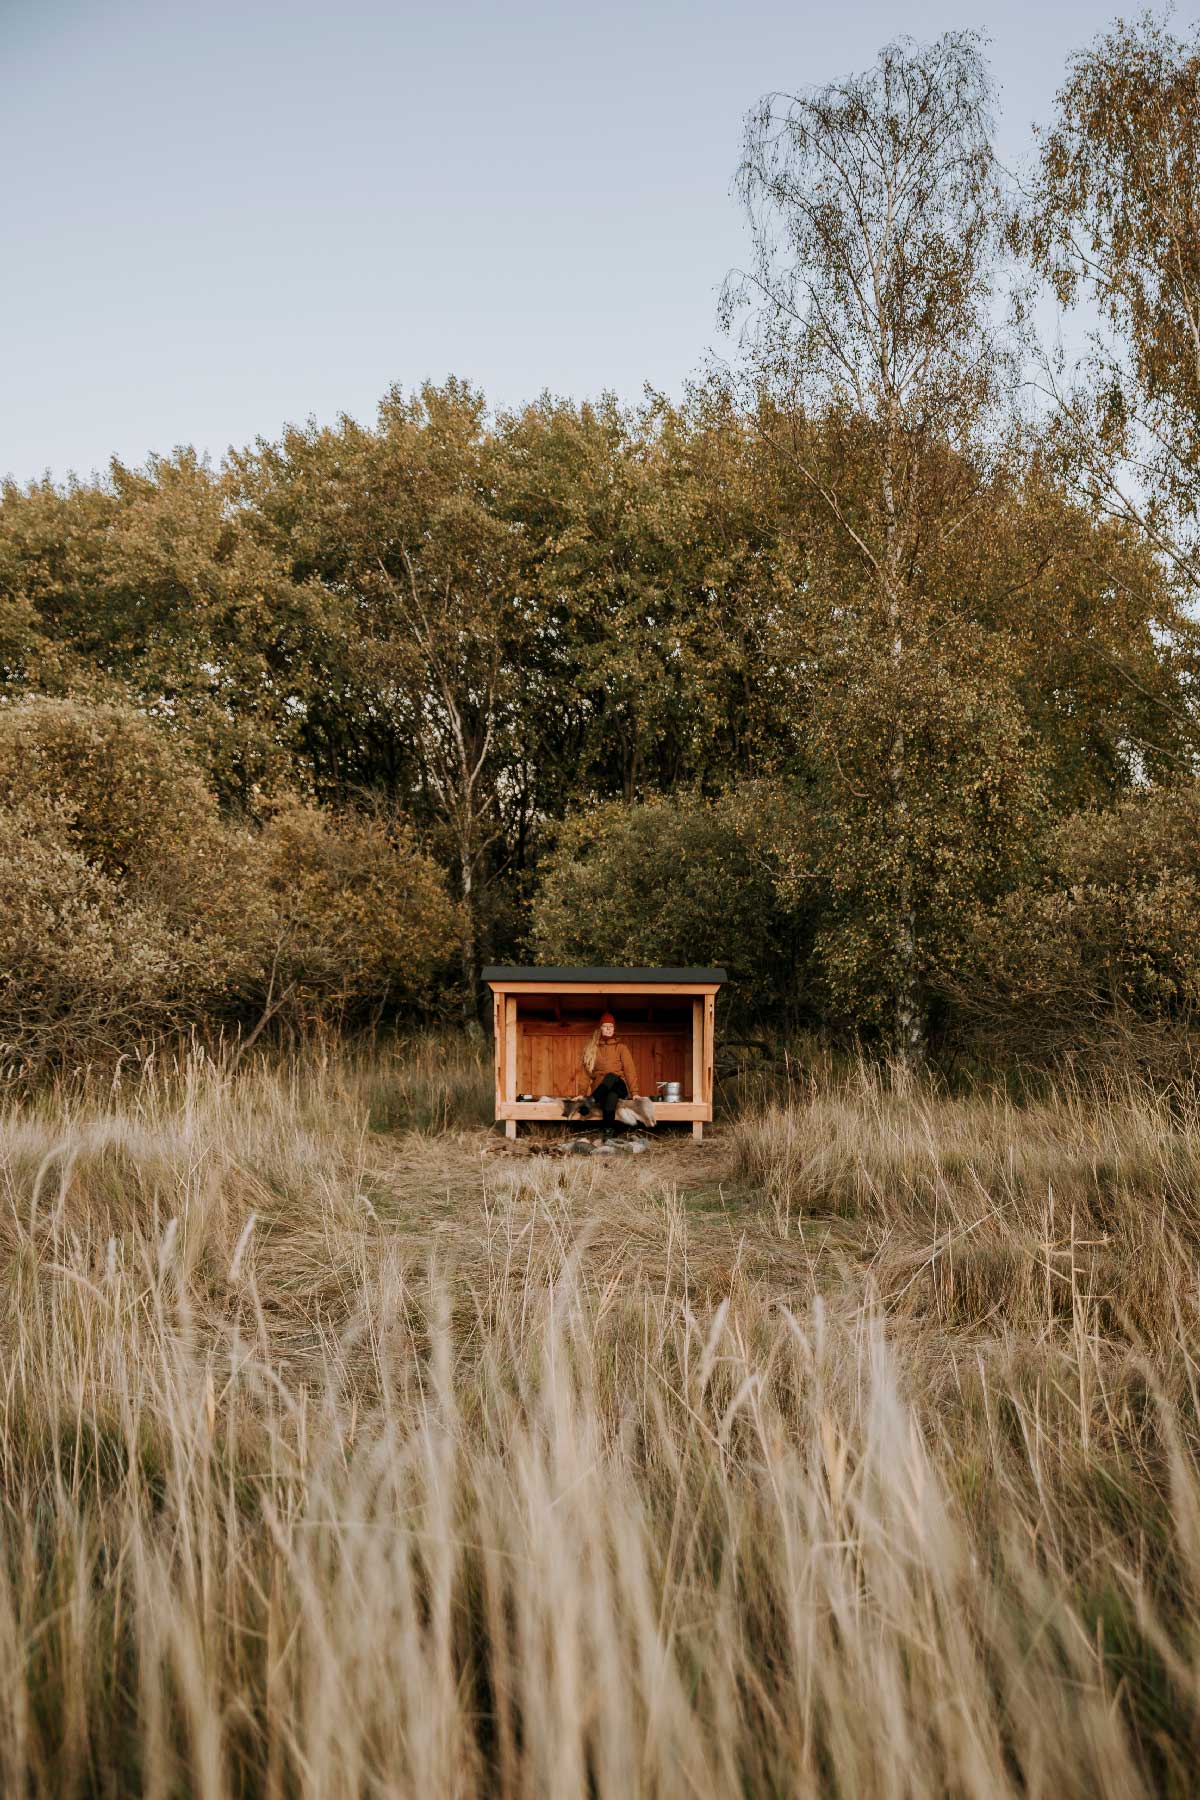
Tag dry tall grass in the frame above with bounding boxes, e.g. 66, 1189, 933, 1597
3, 1040, 1200, 1796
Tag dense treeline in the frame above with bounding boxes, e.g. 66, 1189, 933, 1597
1, 17, 1198, 1071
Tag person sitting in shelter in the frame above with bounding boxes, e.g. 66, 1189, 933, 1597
570, 1011, 640, 1140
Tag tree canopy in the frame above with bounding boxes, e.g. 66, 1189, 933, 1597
1, 19, 1197, 1068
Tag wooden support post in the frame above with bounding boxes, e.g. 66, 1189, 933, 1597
493, 988, 504, 1123
505, 996, 518, 1102
691, 998, 703, 1104
692, 1120, 704, 1142
504, 997, 519, 1138
703, 993, 715, 1111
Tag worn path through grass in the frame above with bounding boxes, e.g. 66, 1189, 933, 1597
365, 1121, 865, 1315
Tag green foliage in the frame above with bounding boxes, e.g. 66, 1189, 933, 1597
952, 783, 1200, 1060
0, 699, 463, 1068
257, 801, 466, 1021
1, 386, 1195, 1063
494, 389, 793, 809
0, 695, 217, 880
0, 454, 336, 805
0, 697, 269, 1017
802, 616, 1050, 1035
0, 805, 183, 1068
531, 787, 809, 1026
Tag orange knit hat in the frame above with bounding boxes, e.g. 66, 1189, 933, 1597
599, 1010, 616, 1027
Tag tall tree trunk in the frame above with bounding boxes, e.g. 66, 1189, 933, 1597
882, 433, 926, 1072
458, 833, 479, 1020
888, 723, 924, 1071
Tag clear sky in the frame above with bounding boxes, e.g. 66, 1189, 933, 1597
4, 0, 1192, 483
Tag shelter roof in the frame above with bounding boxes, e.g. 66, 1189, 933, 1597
481, 965, 726, 985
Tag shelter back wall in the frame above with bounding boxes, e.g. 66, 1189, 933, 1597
518, 1017, 692, 1097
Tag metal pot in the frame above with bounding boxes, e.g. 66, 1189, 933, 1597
656, 1080, 683, 1102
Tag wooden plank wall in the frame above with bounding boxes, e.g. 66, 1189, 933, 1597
518, 1022, 691, 1098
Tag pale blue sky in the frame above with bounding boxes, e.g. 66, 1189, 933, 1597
3, 0, 1189, 482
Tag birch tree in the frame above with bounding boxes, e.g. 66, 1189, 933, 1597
1022, 13, 1200, 589
723, 32, 1010, 1066
1019, 14, 1200, 763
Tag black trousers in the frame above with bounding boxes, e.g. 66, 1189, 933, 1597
590, 1072, 629, 1129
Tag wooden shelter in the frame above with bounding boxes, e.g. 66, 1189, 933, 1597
482, 966, 726, 1140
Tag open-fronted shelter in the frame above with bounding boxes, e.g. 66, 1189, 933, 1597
482, 966, 726, 1139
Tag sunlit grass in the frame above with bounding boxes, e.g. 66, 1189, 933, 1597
2, 1041, 1199, 1795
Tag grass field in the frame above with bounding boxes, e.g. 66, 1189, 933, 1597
3, 1036, 1200, 1797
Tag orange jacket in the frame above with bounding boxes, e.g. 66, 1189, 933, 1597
575, 1038, 639, 1096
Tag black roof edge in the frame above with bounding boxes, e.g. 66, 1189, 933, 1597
481, 965, 727, 984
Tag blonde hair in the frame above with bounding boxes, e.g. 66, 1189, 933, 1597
581, 1020, 618, 1077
